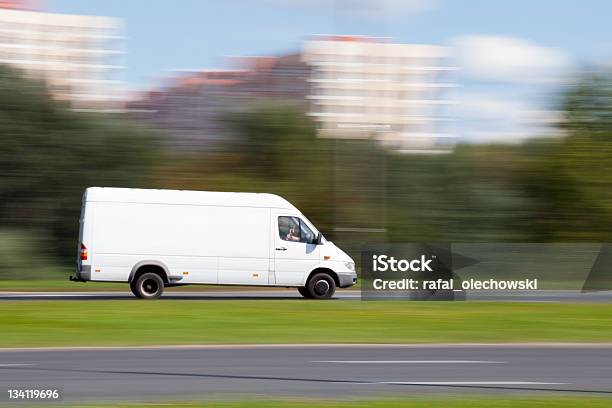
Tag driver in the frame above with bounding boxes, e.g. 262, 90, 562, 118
286, 226, 300, 242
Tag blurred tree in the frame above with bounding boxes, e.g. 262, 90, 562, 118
0, 65, 158, 272
0, 228, 51, 279
228, 103, 322, 178
385, 144, 535, 243
523, 74, 612, 241
387, 73, 612, 244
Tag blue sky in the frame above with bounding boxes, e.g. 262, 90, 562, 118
48, 0, 612, 88
47, 0, 612, 141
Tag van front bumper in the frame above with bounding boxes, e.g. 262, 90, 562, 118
338, 272, 357, 288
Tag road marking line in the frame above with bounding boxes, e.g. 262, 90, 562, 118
313, 360, 505, 364
0, 363, 33, 367
378, 381, 568, 385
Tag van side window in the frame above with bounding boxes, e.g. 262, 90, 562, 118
278, 216, 315, 243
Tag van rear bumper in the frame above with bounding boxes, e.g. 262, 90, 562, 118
70, 265, 91, 282
338, 272, 357, 288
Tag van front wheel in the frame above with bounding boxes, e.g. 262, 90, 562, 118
134, 272, 164, 299
306, 273, 336, 299
297, 287, 312, 298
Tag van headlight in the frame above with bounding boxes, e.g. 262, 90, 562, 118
344, 262, 355, 272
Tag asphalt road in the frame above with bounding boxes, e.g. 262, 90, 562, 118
0, 345, 611, 402
1, 289, 612, 302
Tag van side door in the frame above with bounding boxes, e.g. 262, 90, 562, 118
272, 212, 320, 286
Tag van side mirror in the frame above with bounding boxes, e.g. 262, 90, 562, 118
314, 232, 322, 245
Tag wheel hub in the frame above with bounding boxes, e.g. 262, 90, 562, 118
142, 279, 158, 295
314, 279, 329, 295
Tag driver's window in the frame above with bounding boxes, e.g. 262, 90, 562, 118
278, 216, 314, 243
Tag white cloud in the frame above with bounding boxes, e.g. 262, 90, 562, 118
457, 92, 563, 143
450, 35, 572, 142
461, 95, 527, 121
452, 35, 572, 84
258, 0, 438, 20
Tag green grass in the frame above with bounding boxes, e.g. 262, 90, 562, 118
45, 397, 612, 408
0, 279, 128, 291
1, 301, 612, 347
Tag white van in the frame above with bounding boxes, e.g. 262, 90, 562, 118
71, 187, 357, 299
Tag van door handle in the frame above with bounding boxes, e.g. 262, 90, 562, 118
275, 247, 287, 251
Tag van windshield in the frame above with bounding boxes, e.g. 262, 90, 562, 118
300, 215, 326, 243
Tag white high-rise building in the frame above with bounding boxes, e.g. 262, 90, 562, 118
302, 35, 455, 151
0, 5, 125, 108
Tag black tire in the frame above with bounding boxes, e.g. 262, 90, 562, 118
297, 287, 312, 298
306, 272, 336, 299
129, 279, 139, 297
133, 272, 164, 299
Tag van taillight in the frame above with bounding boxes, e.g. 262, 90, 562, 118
80, 243, 88, 261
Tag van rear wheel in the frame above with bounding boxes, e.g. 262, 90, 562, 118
134, 272, 164, 299
306, 273, 336, 299
129, 280, 139, 297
